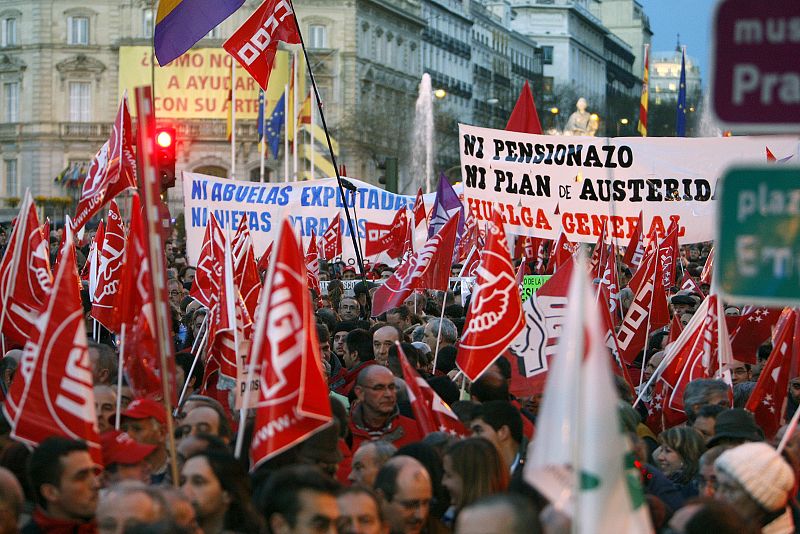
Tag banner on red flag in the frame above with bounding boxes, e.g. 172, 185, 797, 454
190, 215, 226, 309
305, 232, 321, 296
223, 0, 302, 90
622, 211, 645, 272
231, 216, 262, 319
321, 216, 342, 260
458, 211, 525, 381
365, 208, 408, 259
92, 201, 126, 331
5, 227, 102, 463
248, 219, 332, 470
72, 96, 136, 232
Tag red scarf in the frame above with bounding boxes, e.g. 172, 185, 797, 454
31, 508, 97, 534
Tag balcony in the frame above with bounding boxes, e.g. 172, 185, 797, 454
60, 122, 112, 140
422, 27, 471, 60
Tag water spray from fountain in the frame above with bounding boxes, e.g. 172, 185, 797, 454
409, 73, 434, 194
697, 92, 722, 137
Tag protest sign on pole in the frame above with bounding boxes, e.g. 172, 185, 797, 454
458, 125, 799, 243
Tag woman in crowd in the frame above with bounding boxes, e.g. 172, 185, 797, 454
441, 437, 509, 526
653, 426, 706, 498
180, 450, 264, 534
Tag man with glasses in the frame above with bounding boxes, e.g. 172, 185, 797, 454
349, 366, 421, 450
167, 278, 185, 311
339, 297, 361, 321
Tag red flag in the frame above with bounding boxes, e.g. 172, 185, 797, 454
401, 209, 414, 258
679, 271, 705, 299
223, 0, 301, 90
658, 221, 679, 290
622, 211, 645, 272
0, 194, 53, 348
413, 188, 427, 229
550, 232, 578, 273
190, 215, 225, 308
305, 232, 321, 296
617, 252, 670, 365
664, 296, 730, 411
745, 309, 797, 440
457, 208, 480, 263
667, 313, 684, 344
398, 344, 467, 437
257, 242, 273, 276
365, 208, 408, 259
4, 226, 102, 464
595, 245, 622, 325
249, 219, 332, 470
92, 201, 126, 331
505, 80, 543, 135
116, 194, 172, 401
232, 216, 262, 319
321, 216, 342, 260
371, 216, 459, 317
72, 96, 136, 232
700, 247, 714, 285
205, 233, 252, 387
729, 306, 782, 364
533, 239, 550, 275
588, 223, 608, 276
457, 211, 524, 381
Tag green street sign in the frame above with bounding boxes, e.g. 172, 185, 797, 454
717, 166, 800, 305
520, 275, 552, 302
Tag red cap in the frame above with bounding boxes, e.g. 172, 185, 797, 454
100, 430, 157, 467
119, 398, 167, 425
343, 266, 356, 273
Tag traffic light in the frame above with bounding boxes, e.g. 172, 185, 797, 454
377, 157, 398, 193
155, 126, 176, 192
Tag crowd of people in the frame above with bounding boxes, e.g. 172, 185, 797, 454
0, 228, 798, 534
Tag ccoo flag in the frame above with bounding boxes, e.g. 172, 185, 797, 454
154, 0, 245, 66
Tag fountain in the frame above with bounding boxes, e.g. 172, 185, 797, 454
407, 73, 434, 195
697, 92, 723, 137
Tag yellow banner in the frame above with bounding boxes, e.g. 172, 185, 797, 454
118, 46, 292, 120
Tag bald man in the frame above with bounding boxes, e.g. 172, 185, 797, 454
349, 366, 421, 450
375, 456, 433, 534
0, 467, 23, 534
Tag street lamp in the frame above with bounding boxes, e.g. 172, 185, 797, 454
434, 88, 447, 99
617, 117, 629, 136
549, 107, 559, 131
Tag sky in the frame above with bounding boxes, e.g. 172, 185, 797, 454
638, 0, 716, 84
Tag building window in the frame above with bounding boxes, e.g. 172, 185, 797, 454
309, 25, 327, 48
1, 17, 17, 47
142, 8, 153, 39
3, 82, 19, 123
542, 46, 553, 65
69, 82, 91, 122
67, 16, 89, 45
4, 159, 17, 197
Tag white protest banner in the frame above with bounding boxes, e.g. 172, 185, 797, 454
183, 173, 438, 267
459, 125, 799, 243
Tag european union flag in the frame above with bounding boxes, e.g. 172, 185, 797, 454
676, 48, 687, 137
266, 93, 286, 159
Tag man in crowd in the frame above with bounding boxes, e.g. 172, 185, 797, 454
373, 325, 402, 367
469, 401, 525, 476
93, 385, 117, 434
337, 486, 388, 534
422, 318, 458, 355
95, 484, 171, 533
386, 307, 414, 333
455, 494, 541, 534
682, 379, 731, 425
176, 399, 233, 445
88, 342, 115, 386
260, 465, 341, 534
119, 398, 170, 484
0, 467, 23, 534
100, 430, 155, 486
374, 456, 434, 534
339, 297, 361, 321
349, 440, 397, 487
350, 366, 421, 450
333, 329, 376, 395
24, 437, 101, 533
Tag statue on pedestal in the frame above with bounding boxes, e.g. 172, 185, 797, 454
564, 98, 598, 136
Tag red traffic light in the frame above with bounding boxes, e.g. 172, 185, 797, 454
156, 129, 174, 148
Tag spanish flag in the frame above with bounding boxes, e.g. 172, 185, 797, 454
637, 44, 649, 137
154, 0, 244, 66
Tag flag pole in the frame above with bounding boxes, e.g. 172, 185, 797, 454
115, 324, 126, 430
230, 61, 237, 180
176, 316, 209, 412
431, 296, 447, 373
259, 91, 266, 183
310, 90, 315, 180
284, 80, 290, 183
292, 51, 299, 182
289, 4, 368, 286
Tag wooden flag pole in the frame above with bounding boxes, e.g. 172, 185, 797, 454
133, 86, 180, 487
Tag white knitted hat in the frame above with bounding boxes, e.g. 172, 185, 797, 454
715, 442, 795, 512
